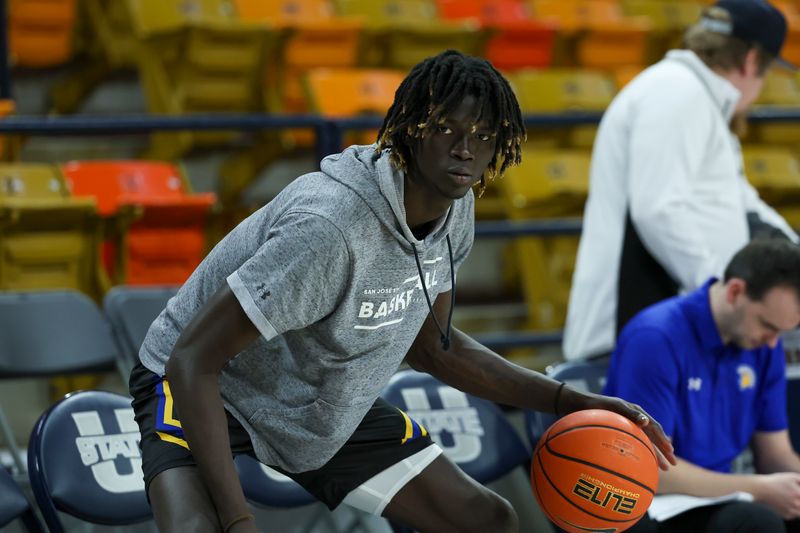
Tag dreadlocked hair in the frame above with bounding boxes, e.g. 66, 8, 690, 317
376, 50, 525, 197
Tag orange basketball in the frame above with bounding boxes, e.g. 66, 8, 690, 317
531, 409, 659, 533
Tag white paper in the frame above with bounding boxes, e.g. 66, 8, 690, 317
647, 491, 754, 522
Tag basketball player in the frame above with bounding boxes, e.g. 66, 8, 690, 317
605, 240, 800, 532
129, 50, 676, 533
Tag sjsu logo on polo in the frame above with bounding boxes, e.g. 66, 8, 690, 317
72, 408, 144, 493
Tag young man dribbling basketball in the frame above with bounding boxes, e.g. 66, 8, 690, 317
129, 50, 676, 533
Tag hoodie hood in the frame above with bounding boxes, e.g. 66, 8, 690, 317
320, 144, 454, 250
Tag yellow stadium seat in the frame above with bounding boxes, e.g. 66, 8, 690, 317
8, 0, 77, 67
333, 0, 486, 70
499, 149, 589, 330
743, 146, 800, 202
756, 71, 800, 106
622, 0, 701, 62
511, 69, 616, 148
126, 0, 284, 159
0, 164, 104, 299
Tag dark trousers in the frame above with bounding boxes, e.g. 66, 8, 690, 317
626, 501, 799, 533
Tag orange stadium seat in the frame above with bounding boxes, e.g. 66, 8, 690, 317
304, 68, 405, 146
436, 0, 558, 71
62, 161, 217, 286
8, 0, 77, 67
531, 0, 651, 70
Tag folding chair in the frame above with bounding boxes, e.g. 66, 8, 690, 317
0, 291, 120, 475
525, 359, 609, 450
27, 390, 151, 533
103, 285, 179, 377
0, 467, 44, 532
236, 454, 347, 532
381, 369, 531, 533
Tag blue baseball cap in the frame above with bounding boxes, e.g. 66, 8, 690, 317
702, 0, 796, 70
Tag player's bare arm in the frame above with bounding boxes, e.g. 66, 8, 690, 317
405, 290, 675, 470
164, 284, 262, 530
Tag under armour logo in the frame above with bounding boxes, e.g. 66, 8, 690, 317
72, 408, 144, 494
688, 378, 703, 391
401, 387, 484, 463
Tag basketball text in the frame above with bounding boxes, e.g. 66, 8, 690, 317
572, 477, 638, 515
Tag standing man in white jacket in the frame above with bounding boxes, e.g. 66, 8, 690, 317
564, 0, 798, 361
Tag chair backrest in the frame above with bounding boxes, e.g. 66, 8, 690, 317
334, 0, 438, 24
235, 455, 316, 508
103, 285, 178, 372
525, 359, 610, 449
0, 467, 44, 532
381, 369, 529, 483
0, 290, 118, 378
28, 390, 151, 533
8, 0, 77, 67
305, 68, 405, 117
233, 0, 335, 22
743, 146, 800, 191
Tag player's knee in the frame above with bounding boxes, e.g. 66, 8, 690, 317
460, 491, 517, 533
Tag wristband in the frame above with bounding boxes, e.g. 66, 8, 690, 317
554, 381, 566, 417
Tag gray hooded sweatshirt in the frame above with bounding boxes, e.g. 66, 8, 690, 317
140, 144, 475, 472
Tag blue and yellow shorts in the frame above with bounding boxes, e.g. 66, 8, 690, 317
129, 362, 433, 509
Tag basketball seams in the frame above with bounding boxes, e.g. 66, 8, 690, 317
543, 441, 656, 495
536, 450, 646, 524
546, 423, 658, 465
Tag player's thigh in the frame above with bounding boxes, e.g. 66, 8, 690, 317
148, 466, 222, 533
382, 454, 518, 533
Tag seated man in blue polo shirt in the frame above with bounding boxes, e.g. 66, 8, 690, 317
604, 239, 800, 533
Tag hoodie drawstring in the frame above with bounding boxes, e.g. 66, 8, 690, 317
411, 235, 456, 351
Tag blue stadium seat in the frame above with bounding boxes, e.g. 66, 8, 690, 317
0, 290, 121, 475
381, 369, 531, 532
103, 285, 179, 376
27, 390, 151, 533
0, 467, 44, 532
525, 359, 610, 450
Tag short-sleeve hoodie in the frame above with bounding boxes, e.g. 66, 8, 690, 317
139, 144, 475, 472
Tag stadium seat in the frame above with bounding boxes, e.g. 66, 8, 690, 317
0, 467, 44, 532
62, 160, 216, 286
8, 0, 77, 67
27, 390, 152, 533
525, 359, 609, 450
0, 290, 121, 475
233, 0, 363, 112
531, 0, 652, 70
103, 285, 179, 377
436, 0, 558, 71
334, 0, 486, 70
236, 455, 353, 532
622, 0, 701, 61
382, 369, 531, 531
500, 149, 590, 331
742, 146, 800, 206
511, 69, 616, 148
382, 369, 530, 482
126, 0, 284, 159
0, 163, 105, 299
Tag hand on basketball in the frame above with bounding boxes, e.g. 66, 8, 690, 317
581, 392, 677, 471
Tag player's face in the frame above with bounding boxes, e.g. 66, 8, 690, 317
408, 95, 497, 201
730, 285, 800, 349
